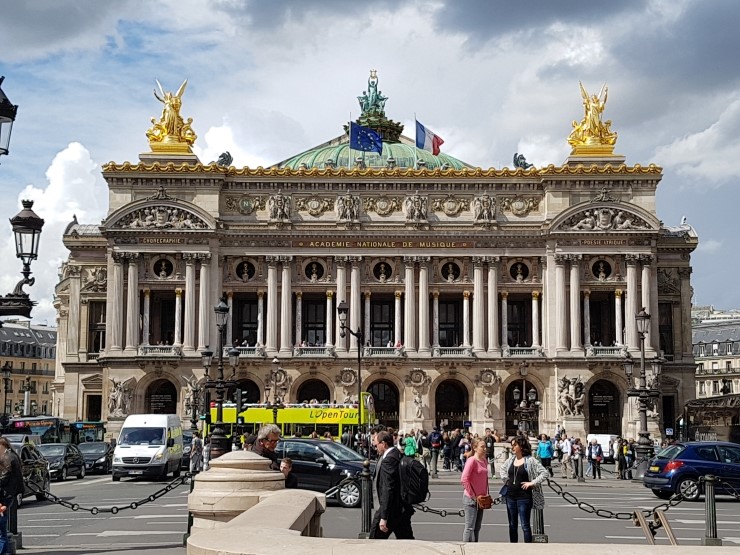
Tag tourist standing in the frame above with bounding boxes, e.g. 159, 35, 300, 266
460, 438, 489, 542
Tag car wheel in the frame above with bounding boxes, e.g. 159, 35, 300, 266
77, 465, 86, 479
57, 466, 68, 482
652, 489, 672, 500
112, 474, 121, 482
36, 477, 50, 501
337, 480, 361, 508
677, 477, 701, 501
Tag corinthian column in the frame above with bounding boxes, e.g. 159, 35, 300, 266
197, 254, 211, 352
349, 257, 362, 354
625, 255, 639, 351
364, 291, 371, 344
109, 252, 124, 352
394, 291, 402, 346
226, 291, 233, 346
66, 265, 81, 361
266, 257, 279, 354
295, 291, 303, 345
124, 254, 139, 352
174, 288, 183, 346
583, 289, 591, 348
335, 257, 348, 353
487, 257, 500, 354
569, 255, 583, 353
472, 257, 485, 354
325, 291, 334, 348
432, 291, 440, 347
183, 255, 196, 352
404, 257, 416, 351
462, 290, 471, 348
279, 256, 294, 356
142, 289, 151, 346
615, 289, 624, 346
500, 291, 508, 348
531, 290, 541, 348
418, 257, 430, 354
257, 291, 265, 347
555, 255, 567, 352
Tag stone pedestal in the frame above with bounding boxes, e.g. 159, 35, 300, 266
561, 415, 587, 440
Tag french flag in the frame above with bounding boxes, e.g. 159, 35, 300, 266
415, 120, 444, 155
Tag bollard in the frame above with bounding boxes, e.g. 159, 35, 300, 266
577, 455, 586, 483
702, 475, 722, 546
358, 459, 372, 539
532, 506, 548, 543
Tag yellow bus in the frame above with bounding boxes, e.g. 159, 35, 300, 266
207, 392, 376, 441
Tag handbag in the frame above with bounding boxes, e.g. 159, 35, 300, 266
471, 484, 493, 510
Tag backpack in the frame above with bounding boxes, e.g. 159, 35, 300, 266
416, 437, 424, 456
399, 456, 429, 505
429, 431, 442, 448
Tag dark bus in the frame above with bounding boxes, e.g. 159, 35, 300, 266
73, 421, 107, 442
679, 394, 740, 444
8, 416, 76, 444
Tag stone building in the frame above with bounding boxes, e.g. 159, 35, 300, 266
693, 319, 740, 399
53, 73, 698, 440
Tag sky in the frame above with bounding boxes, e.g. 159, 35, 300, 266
0, 0, 739, 327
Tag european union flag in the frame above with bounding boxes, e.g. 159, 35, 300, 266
349, 122, 383, 155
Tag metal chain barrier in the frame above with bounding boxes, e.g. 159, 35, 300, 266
713, 478, 740, 501
27, 472, 193, 515
545, 476, 684, 520
414, 495, 505, 518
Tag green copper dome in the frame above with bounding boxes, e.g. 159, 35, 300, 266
276, 135, 472, 171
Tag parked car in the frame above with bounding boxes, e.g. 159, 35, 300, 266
643, 441, 740, 501
37, 443, 86, 481
275, 438, 374, 508
181, 431, 193, 470
78, 441, 114, 474
10, 442, 51, 507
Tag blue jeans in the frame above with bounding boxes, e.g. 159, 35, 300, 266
0, 497, 9, 555
505, 496, 533, 543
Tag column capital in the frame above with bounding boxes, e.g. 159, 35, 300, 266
175, 288, 183, 297
349, 256, 363, 265
257, 290, 265, 298
403, 256, 416, 266
226, 290, 233, 299
183, 253, 197, 263
432, 290, 439, 298
364, 290, 372, 299
143, 288, 151, 297
532, 290, 540, 299
615, 288, 623, 297
500, 291, 509, 299
554, 254, 567, 265
395, 290, 402, 299
123, 252, 140, 261
471, 256, 485, 266
583, 289, 591, 297
326, 290, 334, 298
265, 255, 280, 265
112, 252, 126, 264
639, 254, 654, 265
463, 290, 471, 298
567, 253, 582, 262
296, 291, 302, 299
414, 255, 431, 264
278, 255, 294, 263
487, 256, 501, 264
195, 253, 212, 262
67, 264, 82, 277
625, 254, 639, 265
334, 256, 350, 263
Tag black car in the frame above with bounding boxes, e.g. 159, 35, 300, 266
10, 442, 51, 507
37, 443, 86, 481
77, 441, 113, 474
275, 438, 374, 508
644, 441, 740, 501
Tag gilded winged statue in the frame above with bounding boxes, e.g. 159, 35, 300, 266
567, 82, 617, 147
146, 79, 197, 146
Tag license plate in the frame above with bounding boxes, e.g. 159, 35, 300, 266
129, 470, 143, 475
649, 466, 659, 472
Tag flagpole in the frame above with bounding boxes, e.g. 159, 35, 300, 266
414, 112, 418, 170
348, 112, 353, 169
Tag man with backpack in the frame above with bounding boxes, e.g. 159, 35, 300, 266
370, 431, 415, 539
428, 426, 442, 477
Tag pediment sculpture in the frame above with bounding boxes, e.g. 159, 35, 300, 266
336, 192, 361, 221
115, 205, 208, 230
404, 192, 428, 221
560, 207, 650, 231
472, 193, 495, 222
268, 190, 292, 221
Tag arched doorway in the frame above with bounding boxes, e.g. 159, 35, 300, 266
297, 379, 330, 403
588, 380, 621, 434
146, 379, 177, 414
368, 380, 399, 429
505, 379, 539, 438
435, 380, 469, 431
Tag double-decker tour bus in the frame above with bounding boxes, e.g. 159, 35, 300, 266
678, 393, 740, 443
207, 391, 376, 442
8, 416, 76, 444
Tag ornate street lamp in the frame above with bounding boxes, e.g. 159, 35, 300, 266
624, 307, 660, 478
268, 357, 287, 425
0, 76, 18, 158
337, 300, 364, 440
21, 376, 31, 417
1, 200, 45, 318
512, 362, 540, 435
201, 295, 238, 460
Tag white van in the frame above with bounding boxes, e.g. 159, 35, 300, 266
586, 433, 619, 463
112, 414, 183, 481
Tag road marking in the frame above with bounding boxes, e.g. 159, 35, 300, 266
67, 530, 182, 537
109, 514, 186, 520
604, 535, 701, 541
673, 519, 740, 524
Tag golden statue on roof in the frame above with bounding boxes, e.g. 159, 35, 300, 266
568, 82, 617, 156
146, 79, 197, 153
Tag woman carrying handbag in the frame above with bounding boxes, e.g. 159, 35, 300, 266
500, 436, 549, 543
460, 438, 491, 542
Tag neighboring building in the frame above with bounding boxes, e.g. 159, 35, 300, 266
691, 305, 740, 325
0, 320, 56, 417
693, 320, 740, 399
53, 73, 698, 441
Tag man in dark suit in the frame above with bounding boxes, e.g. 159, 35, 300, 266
369, 430, 414, 539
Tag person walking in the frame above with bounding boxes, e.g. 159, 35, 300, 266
536, 434, 554, 477
189, 431, 203, 474
500, 436, 549, 543
587, 439, 603, 479
442, 431, 452, 470
369, 431, 414, 539
616, 438, 627, 479
560, 435, 573, 479
428, 426, 442, 476
460, 438, 489, 542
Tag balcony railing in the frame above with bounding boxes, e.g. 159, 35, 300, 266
586, 346, 626, 357
363, 346, 405, 357
225, 346, 266, 358
87, 352, 100, 361
503, 346, 543, 357
293, 345, 336, 357
138, 345, 183, 356
433, 346, 474, 357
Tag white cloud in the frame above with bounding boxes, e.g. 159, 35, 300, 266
696, 239, 722, 254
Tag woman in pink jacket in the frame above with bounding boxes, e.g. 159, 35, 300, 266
460, 437, 489, 542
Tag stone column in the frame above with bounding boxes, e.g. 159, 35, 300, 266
104, 253, 114, 353
364, 291, 371, 344
649, 263, 660, 352
183, 255, 197, 352
257, 291, 265, 347
197, 254, 211, 352
462, 290, 471, 347
174, 288, 183, 346
349, 257, 362, 354
124, 254, 139, 352
555, 255, 568, 352
432, 291, 440, 347
335, 257, 347, 353
531, 290, 541, 348
614, 289, 624, 346
394, 291, 402, 346
266, 257, 279, 353
66, 265, 81, 361
404, 257, 416, 351
500, 291, 508, 348
569, 255, 583, 353
625, 255, 639, 351
109, 252, 124, 352
279, 256, 293, 356
583, 289, 591, 348
418, 257, 430, 354
487, 257, 500, 354
226, 291, 233, 346
472, 257, 485, 354
325, 291, 334, 348
142, 289, 151, 346
79, 299, 89, 358
295, 291, 303, 345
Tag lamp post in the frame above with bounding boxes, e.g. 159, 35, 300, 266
1, 362, 11, 430
200, 295, 239, 460
1, 200, 45, 318
185, 381, 203, 433
336, 300, 364, 440
512, 362, 540, 437
624, 307, 661, 478
21, 376, 31, 417
268, 358, 287, 425
0, 76, 18, 159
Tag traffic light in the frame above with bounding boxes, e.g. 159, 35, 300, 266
235, 388, 249, 411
